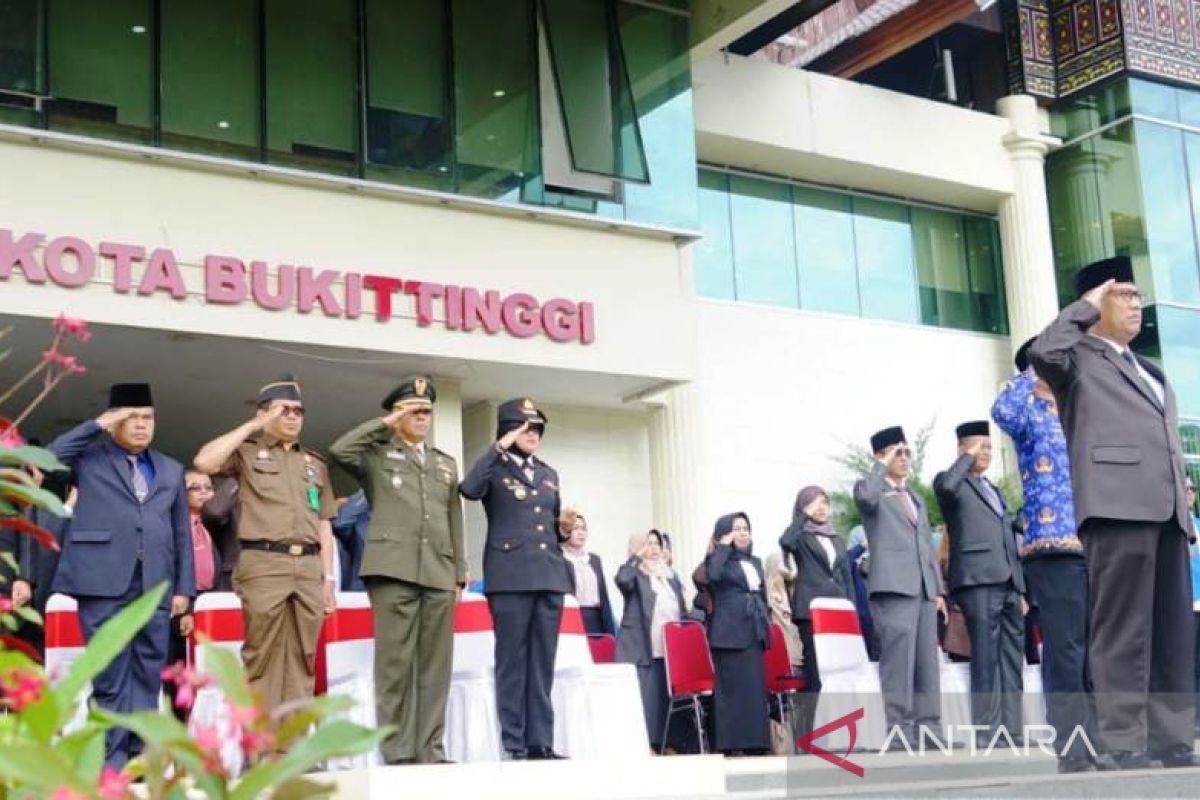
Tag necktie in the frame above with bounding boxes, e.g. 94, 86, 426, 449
127, 455, 149, 503
897, 487, 917, 525
981, 479, 1004, 515
1121, 349, 1163, 408
414, 444, 426, 466
523, 458, 535, 483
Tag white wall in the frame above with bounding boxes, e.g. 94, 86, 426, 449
684, 299, 1013, 563
692, 54, 1013, 214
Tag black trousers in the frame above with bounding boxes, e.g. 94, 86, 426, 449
1024, 554, 1099, 760
1081, 519, 1195, 754
953, 582, 1024, 735
487, 591, 564, 753
795, 619, 820, 736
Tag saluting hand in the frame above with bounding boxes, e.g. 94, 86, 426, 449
496, 421, 530, 452
718, 532, 735, 547
382, 408, 407, 428
1083, 278, 1115, 310
253, 403, 285, 431
96, 407, 135, 433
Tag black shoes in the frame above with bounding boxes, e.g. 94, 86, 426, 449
1151, 747, 1200, 768
505, 749, 528, 761
526, 746, 566, 760
1108, 751, 1163, 770
1058, 756, 1096, 774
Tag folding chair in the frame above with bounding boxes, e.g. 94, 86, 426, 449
586, 633, 617, 664
661, 620, 715, 754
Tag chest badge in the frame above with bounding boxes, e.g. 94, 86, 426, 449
514, 486, 527, 500
391, 474, 404, 490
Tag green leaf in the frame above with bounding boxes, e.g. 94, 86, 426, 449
0, 480, 66, 516
270, 777, 338, 800
230, 721, 388, 800
2, 615, 17, 631
58, 583, 168, 714
0, 551, 17, 574
0, 742, 83, 792
90, 708, 193, 747
275, 694, 355, 749
20, 683, 62, 744
55, 726, 108, 783
13, 605, 43, 626
201, 641, 255, 709
0, 446, 68, 473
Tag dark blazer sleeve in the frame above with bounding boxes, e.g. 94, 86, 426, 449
706, 543, 736, 586
459, 447, 502, 501
933, 454, 974, 510
854, 460, 889, 515
49, 420, 104, 466
590, 553, 616, 635
1030, 298, 1099, 394
171, 471, 196, 599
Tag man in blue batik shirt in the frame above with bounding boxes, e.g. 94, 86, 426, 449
992, 339, 1103, 774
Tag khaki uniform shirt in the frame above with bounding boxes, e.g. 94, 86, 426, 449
219, 435, 336, 544
329, 419, 466, 591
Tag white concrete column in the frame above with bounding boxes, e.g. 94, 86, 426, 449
430, 377, 464, 465
647, 384, 708, 580
1055, 146, 1116, 267
996, 95, 1063, 354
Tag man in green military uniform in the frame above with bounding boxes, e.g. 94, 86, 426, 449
329, 376, 467, 765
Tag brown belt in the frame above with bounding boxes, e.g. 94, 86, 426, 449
240, 539, 319, 557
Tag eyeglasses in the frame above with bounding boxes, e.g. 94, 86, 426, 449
894, 447, 912, 458
1110, 288, 1143, 304
186, 484, 213, 493
278, 406, 305, 418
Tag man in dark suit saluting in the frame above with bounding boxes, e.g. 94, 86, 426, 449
1031, 256, 1199, 769
460, 398, 570, 760
50, 383, 194, 768
935, 421, 1026, 746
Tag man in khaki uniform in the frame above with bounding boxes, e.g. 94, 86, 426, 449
329, 376, 467, 764
193, 375, 337, 711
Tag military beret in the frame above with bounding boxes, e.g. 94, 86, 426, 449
382, 375, 437, 411
257, 374, 301, 405
1073, 255, 1134, 298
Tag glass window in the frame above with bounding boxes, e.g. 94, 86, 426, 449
853, 197, 919, 324
1154, 305, 1200, 420
1135, 121, 1200, 305
540, 0, 647, 182
46, 0, 152, 143
264, 0, 357, 176
612, 3, 697, 230
0, 0, 41, 95
1130, 78, 1180, 123
160, 0, 260, 159
1045, 121, 1146, 305
452, 0, 540, 200
964, 216, 1008, 334
792, 186, 859, 315
1050, 79, 1131, 140
1181, 89, 1200, 130
912, 207, 971, 330
694, 170, 735, 300
364, 0, 452, 190
728, 175, 799, 308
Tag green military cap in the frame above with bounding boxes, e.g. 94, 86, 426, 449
382, 375, 437, 411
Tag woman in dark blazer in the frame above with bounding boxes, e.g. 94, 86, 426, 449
559, 507, 616, 636
778, 485, 854, 734
615, 529, 687, 749
706, 511, 771, 755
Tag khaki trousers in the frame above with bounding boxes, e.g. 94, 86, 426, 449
233, 549, 324, 711
366, 577, 455, 763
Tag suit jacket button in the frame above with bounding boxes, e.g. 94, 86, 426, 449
503, 543, 510, 551
539, 542, 547, 550
536, 524, 544, 532
534, 506, 542, 513
531, 490, 538, 496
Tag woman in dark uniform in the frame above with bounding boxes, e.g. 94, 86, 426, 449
615, 529, 687, 750
706, 512, 771, 755
778, 485, 854, 736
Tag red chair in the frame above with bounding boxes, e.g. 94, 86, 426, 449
763, 623, 808, 748
661, 621, 715, 754
586, 633, 617, 664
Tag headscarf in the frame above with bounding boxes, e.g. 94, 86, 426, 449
793, 485, 835, 537
712, 512, 753, 555
628, 529, 675, 580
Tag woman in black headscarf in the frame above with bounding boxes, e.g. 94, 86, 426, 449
706, 511, 771, 755
779, 485, 854, 736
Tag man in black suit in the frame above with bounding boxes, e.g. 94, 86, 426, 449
460, 398, 571, 760
1031, 256, 1199, 769
934, 421, 1026, 746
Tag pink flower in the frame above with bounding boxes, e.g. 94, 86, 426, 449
161, 662, 214, 710
0, 668, 45, 711
0, 422, 24, 448
227, 702, 263, 729
41, 348, 63, 366
53, 315, 91, 342
239, 727, 276, 761
97, 767, 134, 800
49, 787, 89, 800
193, 723, 227, 775
0, 598, 12, 614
